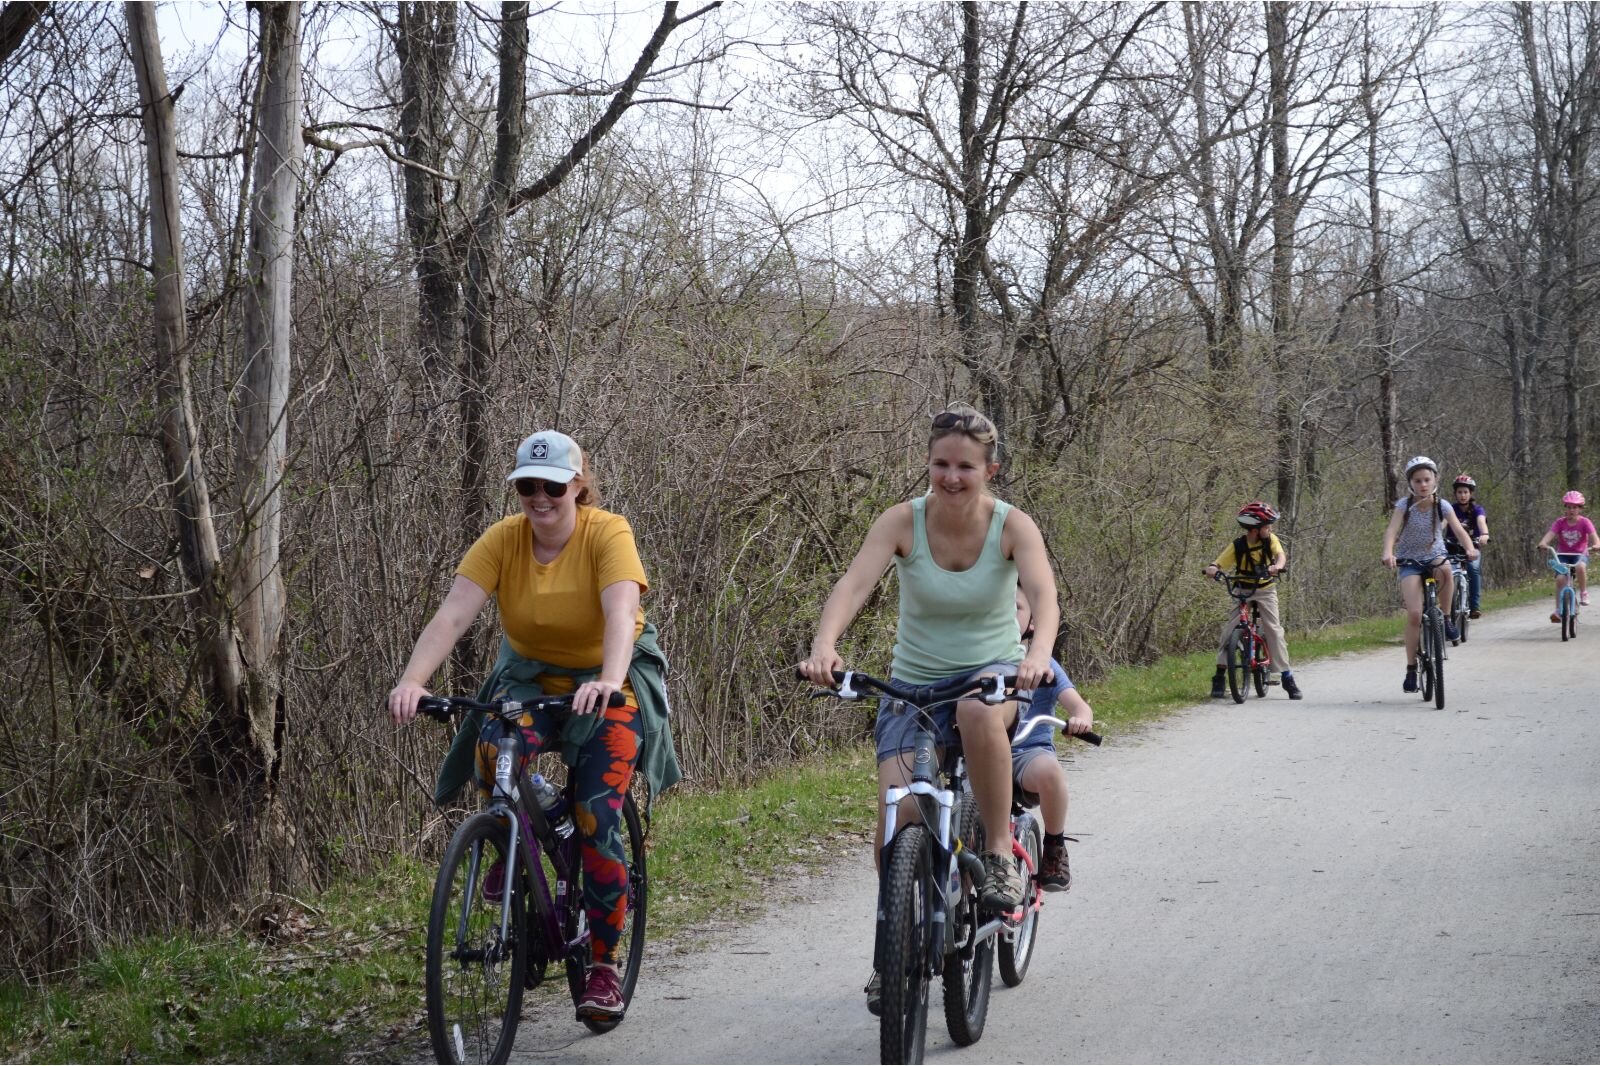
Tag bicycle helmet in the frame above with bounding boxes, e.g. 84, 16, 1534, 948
1452, 473, 1476, 489
1563, 490, 1586, 506
1236, 501, 1280, 528
1403, 455, 1437, 478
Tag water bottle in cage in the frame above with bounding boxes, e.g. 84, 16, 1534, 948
529, 773, 574, 839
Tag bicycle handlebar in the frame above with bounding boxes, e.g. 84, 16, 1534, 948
798, 668, 1101, 745
1543, 545, 1573, 576
416, 691, 627, 724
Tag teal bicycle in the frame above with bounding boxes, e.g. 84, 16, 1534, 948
1545, 546, 1581, 642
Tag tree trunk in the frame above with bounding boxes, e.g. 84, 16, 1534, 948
952, 1, 1005, 439
1361, 9, 1400, 508
395, 3, 460, 380
459, 1, 527, 561
227, 0, 303, 891
1266, 1, 1297, 520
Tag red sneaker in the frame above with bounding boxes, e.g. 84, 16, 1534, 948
1551, 613, 1562, 624
577, 964, 625, 1021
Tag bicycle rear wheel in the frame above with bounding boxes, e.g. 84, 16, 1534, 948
1430, 613, 1447, 709
1561, 589, 1578, 642
998, 814, 1041, 988
565, 792, 648, 1034
427, 812, 527, 1065
880, 825, 933, 1065
1224, 631, 1247, 704
1455, 583, 1470, 643
942, 798, 993, 1046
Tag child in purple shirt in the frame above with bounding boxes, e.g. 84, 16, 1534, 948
1538, 491, 1599, 612
1445, 474, 1489, 617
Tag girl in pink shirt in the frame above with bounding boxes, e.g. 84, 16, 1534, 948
1537, 491, 1600, 612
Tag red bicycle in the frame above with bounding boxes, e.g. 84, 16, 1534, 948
1212, 571, 1273, 704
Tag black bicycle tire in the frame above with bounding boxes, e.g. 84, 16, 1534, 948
1418, 618, 1434, 702
427, 812, 527, 1065
566, 792, 648, 1034
1252, 660, 1268, 698
1440, 611, 1452, 710
1224, 630, 1247, 704
998, 815, 1042, 988
942, 798, 994, 1045
1559, 589, 1574, 642
880, 825, 933, 1065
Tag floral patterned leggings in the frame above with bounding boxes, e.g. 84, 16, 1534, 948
474, 686, 642, 966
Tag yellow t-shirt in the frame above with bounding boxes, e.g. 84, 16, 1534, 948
1213, 532, 1284, 587
456, 507, 648, 667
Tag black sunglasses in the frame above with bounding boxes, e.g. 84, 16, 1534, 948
932, 411, 976, 430
514, 478, 569, 499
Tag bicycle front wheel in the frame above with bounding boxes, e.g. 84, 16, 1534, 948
880, 824, 933, 1065
1430, 613, 1447, 709
942, 798, 993, 1046
1224, 631, 1247, 704
1561, 589, 1578, 642
427, 812, 527, 1065
1418, 623, 1435, 703
998, 814, 1041, 988
565, 792, 649, 1034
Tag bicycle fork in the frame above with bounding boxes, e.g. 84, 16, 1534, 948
875, 728, 957, 977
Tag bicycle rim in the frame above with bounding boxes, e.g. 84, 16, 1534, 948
998, 816, 1041, 988
427, 813, 527, 1065
880, 825, 932, 1065
1225, 631, 1247, 704
566, 793, 648, 1034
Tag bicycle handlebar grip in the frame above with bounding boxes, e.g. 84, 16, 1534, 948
794, 667, 848, 684
416, 696, 452, 722
605, 690, 628, 708
1076, 729, 1103, 747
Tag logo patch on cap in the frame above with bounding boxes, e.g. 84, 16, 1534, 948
530, 441, 549, 460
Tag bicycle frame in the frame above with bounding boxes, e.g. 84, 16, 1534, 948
483, 728, 583, 965
1214, 573, 1274, 678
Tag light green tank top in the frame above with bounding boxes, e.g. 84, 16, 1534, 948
890, 495, 1025, 684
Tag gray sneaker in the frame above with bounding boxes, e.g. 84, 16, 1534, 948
979, 851, 1024, 910
864, 970, 881, 1016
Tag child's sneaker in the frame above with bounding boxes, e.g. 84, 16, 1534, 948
1403, 667, 1418, 693
1552, 612, 1562, 623
1582, 593, 1591, 607
1444, 619, 1460, 642
1281, 673, 1302, 700
1209, 672, 1226, 699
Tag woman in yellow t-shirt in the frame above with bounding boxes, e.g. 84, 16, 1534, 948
387, 430, 646, 1022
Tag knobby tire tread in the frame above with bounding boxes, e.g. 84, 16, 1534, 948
880, 825, 932, 1065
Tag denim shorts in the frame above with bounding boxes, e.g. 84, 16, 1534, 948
873, 661, 1028, 761
1556, 553, 1588, 567
1010, 745, 1057, 807
1398, 557, 1446, 580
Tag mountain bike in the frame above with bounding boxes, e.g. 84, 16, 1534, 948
1445, 548, 1470, 645
802, 669, 1100, 1065
1211, 571, 1274, 703
417, 692, 646, 1065
1398, 558, 1447, 709
1545, 546, 1581, 642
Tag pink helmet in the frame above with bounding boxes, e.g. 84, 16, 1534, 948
1563, 491, 1586, 506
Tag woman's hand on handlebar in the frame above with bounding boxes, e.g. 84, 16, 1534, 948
573, 678, 622, 716
798, 647, 844, 686
389, 679, 431, 726
1016, 652, 1051, 691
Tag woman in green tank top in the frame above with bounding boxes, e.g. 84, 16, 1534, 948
798, 406, 1058, 918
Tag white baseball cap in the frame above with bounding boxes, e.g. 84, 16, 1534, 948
507, 430, 583, 483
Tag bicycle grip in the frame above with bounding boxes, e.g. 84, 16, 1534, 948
1074, 729, 1103, 747
416, 696, 452, 722
795, 667, 848, 683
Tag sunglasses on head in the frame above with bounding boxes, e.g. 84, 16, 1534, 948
514, 478, 569, 499
932, 411, 977, 431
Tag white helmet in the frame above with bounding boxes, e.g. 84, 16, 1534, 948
1403, 455, 1437, 478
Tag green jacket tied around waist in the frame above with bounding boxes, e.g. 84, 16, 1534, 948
432, 622, 682, 807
